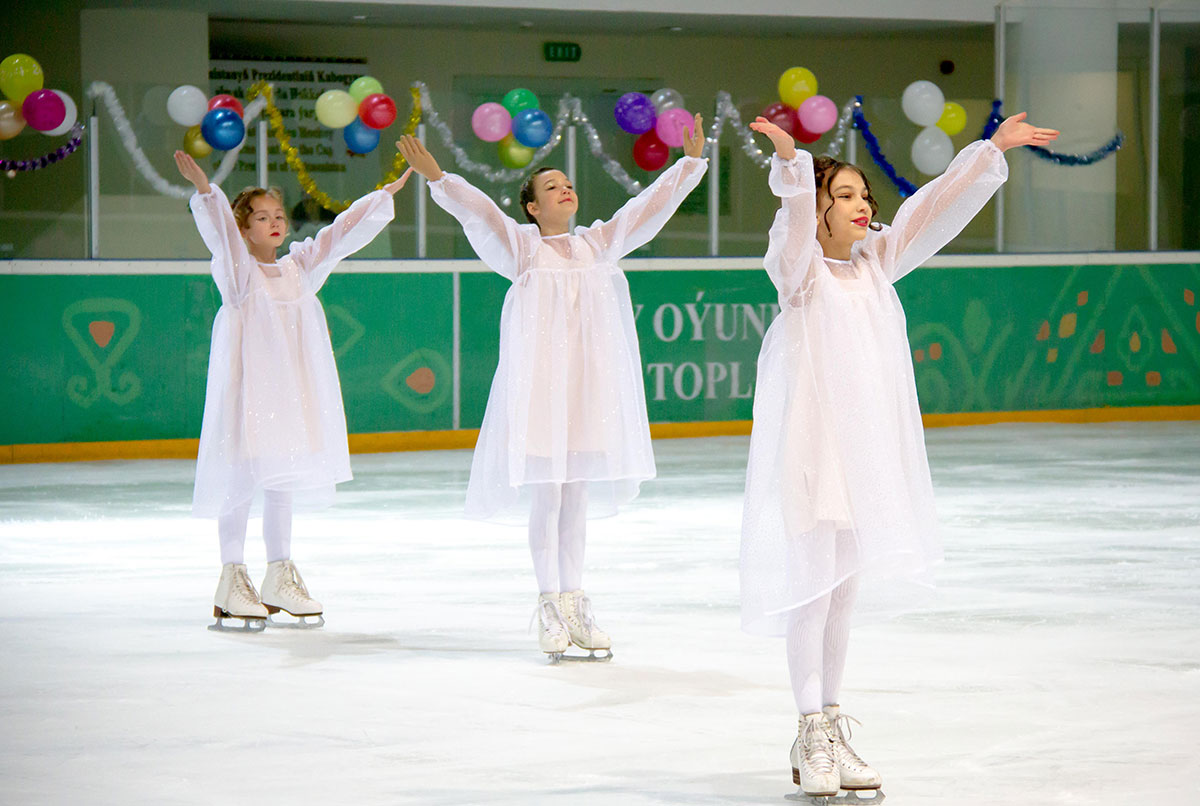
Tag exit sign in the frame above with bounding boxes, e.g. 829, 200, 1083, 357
543, 42, 581, 62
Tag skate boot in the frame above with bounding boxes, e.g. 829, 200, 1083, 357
823, 705, 882, 791
790, 712, 840, 798
536, 592, 570, 661
210, 563, 268, 632
558, 590, 612, 661
260, 559, 324, 628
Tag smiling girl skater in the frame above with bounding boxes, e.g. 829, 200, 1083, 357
175, 150, 410, 630
740, 114, 1058, 797
398, 122, 706, 661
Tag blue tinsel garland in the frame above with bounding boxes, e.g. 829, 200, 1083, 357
981, 100, 1124, 165
851, 95, 918, 197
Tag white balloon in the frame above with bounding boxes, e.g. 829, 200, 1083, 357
45, 90, 78, 137
901, 80, 945, 128
650, 87, 684, 113
167, 84, 207, 127
911, 126, 954, 175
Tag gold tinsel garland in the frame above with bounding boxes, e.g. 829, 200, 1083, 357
247, 81, 421, 212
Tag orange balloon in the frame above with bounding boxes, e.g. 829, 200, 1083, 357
0, 99, 25, 140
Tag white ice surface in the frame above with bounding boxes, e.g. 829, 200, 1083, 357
1, 423, 1198, 805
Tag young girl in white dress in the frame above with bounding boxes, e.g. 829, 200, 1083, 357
174, 150, 410, 630
740, 114, 1058, 796
397, 124, 707, 659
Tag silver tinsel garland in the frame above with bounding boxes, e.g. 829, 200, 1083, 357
824, 98, 860, 159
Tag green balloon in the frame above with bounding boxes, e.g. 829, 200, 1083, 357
497, 133, 534, 169
501, 88, 539, 116
348, 75, 384, 104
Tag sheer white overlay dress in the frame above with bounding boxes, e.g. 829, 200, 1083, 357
740, 140, 1008, 635
189, 185, 395, 518
428, 156, 708, 520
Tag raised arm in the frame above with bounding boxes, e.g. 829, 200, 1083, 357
585, 113, 708, 261
870, 112, 1059, 283
290, 182, 401, 290
751, 118, 817, 302
178, 150, 253, 302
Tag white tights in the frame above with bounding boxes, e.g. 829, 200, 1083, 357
786, 575, 859, 715
528, 481, 588, 594
217, 490, 293, 565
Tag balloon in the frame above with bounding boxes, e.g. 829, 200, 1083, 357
655, 107, 693, 149
200, 107, 245, 150
358, 93, 397, 129
795, 123, 821, 144
314, 89, 357, 128
761, 102, 797, 136
650, 87, 684, 113
21, 89, 65, 132
207, 93, 244, 118
0, 53, 44, 105
166, 85, 207, 127
183, 124, 213, 158
497, 133, 534, 168
911, 126, 954, 175
778, 67, 817, 108
936, 101, 967, 136
512, 107, 552, 148
0, 100, 25, 140
632, 130, 669, 171
140, 86, 172, 126
348, 76, 384, 103
343, 117, 380, 154
901, 80, 945, 127
471, 102, 511, 142
797, 95, 837, 135
45, 91, 77, 137
613, 92, 655, 135
501, 88, 539, 116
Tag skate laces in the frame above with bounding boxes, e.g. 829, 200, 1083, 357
798, 717, 836, 774
574, 593, 601, 633
232, 566, 261, 604
278, 561, 311, 599
530, 596, 565, 635
830, 713, 871, 770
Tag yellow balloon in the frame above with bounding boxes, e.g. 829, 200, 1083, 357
778, 67, 818, 108
936, 102, 967, 136
315, 90, 357, 128
497, 133, 534, 169
0, 53, 44, 105
0, 99, 25, 140
183, 124, 213, 158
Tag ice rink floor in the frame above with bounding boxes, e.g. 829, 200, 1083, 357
2, 422, 1198, 805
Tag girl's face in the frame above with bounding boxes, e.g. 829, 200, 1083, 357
525, 170, 577, 227
241, 195, 289, 254
816, 167, 873, 249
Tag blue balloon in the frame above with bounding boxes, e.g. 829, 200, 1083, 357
343, 117, 380, 154
512, 108, 552, 148
613, 92, 655, 135
199, 108, 245, 151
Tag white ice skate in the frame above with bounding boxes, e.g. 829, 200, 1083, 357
823, 705, 882, 792
536, 592, 570, 660
260, 559, 324, 628
556, 590, 613, 662
785, 711, 886, 804
209, 563, 268, 632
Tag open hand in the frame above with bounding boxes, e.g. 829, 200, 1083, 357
383, 166, 414, 195
990, 113, 1060, 152
682, 113, 706, 159
749, 116, 796, 160
173, 150, 211, 194
396, 135, 444, 181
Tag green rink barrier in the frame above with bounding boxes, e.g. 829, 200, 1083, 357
3, 258, 1199, 449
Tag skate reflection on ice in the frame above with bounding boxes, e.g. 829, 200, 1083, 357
785, 788, 884, 804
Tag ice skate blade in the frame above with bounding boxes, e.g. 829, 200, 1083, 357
546, 648, 613, 664
265, 612, 325, 629
785, 789, 885, 804
208, 613, 267, 633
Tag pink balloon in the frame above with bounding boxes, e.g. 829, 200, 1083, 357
797, 95, 837, 135
471, 102, 511, 142
21, 88, 66, 133
654, 107, 693, 149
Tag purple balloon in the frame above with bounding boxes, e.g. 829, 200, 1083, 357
614, 92, 656, 135
22, 89, 67, 133
654, 107, 694, 148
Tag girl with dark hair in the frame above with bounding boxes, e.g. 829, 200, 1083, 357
397, 125, 706, 661
740, 113, 1057, 798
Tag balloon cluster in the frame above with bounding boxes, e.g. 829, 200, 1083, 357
167, 84, 247, 157
315, 76, 399, 155
761, 67, 837, 144
612, 88, 691, 171
901, 80, 967, 175
470, 88, 553, 169
0, 53, 79, 141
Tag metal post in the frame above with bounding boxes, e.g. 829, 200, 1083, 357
1148, 7, 1160, 250
566, 124, 577, 231
708, 140, 719, 256
994, 3, 1007, 253
257, 121, 268, 188
452, 269, 461, 430
88, 113, 100, 258
416, 122, 427, 258
847, 128, 857, 166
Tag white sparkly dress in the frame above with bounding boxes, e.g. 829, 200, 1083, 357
428, 156, 708, 520
740, 140, 1008, 635
189, 185, 395, 518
